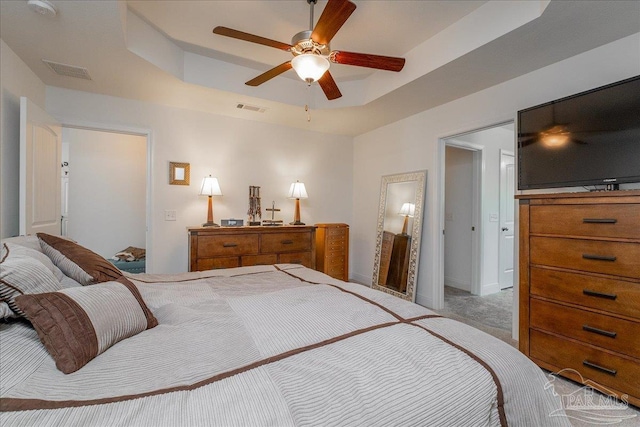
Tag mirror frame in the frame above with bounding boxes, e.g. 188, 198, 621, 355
372, 170, 427, 302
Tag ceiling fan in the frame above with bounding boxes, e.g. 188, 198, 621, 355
212, 0, 405, 100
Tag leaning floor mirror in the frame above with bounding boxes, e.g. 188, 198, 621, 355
372, 170, 427, 302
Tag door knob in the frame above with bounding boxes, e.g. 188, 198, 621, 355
502, 227, 509, 231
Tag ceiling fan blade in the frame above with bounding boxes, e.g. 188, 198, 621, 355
311, 0, 356, 46
246, 62, 293, 86
213, 26, 292, 51
318, 71, 342, 100
330, 51, 405, 72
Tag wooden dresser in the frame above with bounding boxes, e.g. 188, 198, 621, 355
315, 223, 349, 281
188, 226, 316, 272
518, 191, 640, 406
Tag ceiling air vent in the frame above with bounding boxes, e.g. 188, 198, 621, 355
42, 60, 92, 80
236, 103, 267, 113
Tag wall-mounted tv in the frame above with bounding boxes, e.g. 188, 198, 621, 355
517, 75, 640, 190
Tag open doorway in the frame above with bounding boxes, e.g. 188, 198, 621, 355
62, 127, 148, 273
439, 122, 516, 339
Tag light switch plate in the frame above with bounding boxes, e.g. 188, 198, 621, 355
489, 213, 498, 222
164, 210, 177, 221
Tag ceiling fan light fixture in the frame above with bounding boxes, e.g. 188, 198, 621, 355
291, 54, 330, 83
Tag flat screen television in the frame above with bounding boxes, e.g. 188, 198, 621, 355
517, 75, 640, 190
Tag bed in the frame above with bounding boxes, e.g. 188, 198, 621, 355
0, 234, 570, 426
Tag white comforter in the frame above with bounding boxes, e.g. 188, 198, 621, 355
1, 265, 569, 426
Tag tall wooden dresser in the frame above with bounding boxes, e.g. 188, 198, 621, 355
315, 223, 349, 281
189, 226, 316, 272
517, 191, 640, 407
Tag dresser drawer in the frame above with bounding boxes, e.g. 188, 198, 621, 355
197, 234, 259, 257
279, 251, 312, 267
530, 204, 640, 239
241, 254, 277, 266
530, 236, 640, 279
530, 330, 640, 396
261, 232, 311, 253
326, 227, 347, 238
530, 267, 640, 319
197, 256, 240, 270
530, 299, 640, 358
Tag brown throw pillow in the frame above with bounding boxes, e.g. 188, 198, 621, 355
15, 276, 158, 374
37, 233, 122, 285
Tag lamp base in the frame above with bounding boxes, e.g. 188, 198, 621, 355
202, 222, 220, 227
289, 221, 305, 225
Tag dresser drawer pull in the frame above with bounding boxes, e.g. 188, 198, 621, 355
582, 289, 617, 300
582, 218, 617, 224
222, 243, 238, 248
582, 325, 617, 338
583, 360, 617, 376
281, 240, 294, 245
582, 254, 617, 262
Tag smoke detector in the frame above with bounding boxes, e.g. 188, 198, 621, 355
27, 0, 57, 17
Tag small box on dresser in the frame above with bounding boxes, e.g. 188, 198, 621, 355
315, 223, 349, 281
517, 191, 640, 407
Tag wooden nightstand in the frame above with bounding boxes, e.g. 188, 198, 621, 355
315, 223, 349, 281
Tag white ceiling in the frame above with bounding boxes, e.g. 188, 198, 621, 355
1, 0, 639, 136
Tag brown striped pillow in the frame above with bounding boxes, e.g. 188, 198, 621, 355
37, 233, 122, 285
14, 276, 158, 374
0, 243, 62, 317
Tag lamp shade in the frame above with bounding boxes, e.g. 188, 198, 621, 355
199, 175, 222, 196
288, 181, 308, 199
291, 54, 330, 83
398, 202, 415, 217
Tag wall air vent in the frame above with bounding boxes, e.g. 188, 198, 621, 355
236, 103, 267, 113
42, 60, 92, 80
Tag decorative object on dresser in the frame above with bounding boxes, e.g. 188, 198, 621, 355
169, 162, 190, 185
247, 186, 262, 226
517, 190, 640, 407
288, 180, 308, 225
372, 170, 426, 302
263, 201, 283, 226
315, 223, 349, 281
199, 175, 222, 227
188, 225, 316, 271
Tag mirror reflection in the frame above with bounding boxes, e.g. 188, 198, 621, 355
372, 171, 426, 301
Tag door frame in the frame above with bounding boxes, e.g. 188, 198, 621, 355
60, 120, 153, 272
441, 141, 483, 297
499, 149, 515, 290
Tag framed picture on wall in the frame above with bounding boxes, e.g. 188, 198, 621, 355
169, 162, 190, 185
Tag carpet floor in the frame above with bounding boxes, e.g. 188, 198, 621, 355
435, 286, 639, 425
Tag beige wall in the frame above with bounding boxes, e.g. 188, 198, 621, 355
352, 33, 640, 313
0, 39, 47, 238
45, 87, 354, 274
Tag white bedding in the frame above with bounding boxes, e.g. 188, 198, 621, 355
1, 264, 570, 426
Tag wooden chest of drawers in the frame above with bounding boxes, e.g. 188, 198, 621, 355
188, 226, 316, 272
518, 191, 640, 407
315, 223, 349, 281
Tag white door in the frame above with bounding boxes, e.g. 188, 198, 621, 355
20, 97, 62, 236
499, 150, 515, 289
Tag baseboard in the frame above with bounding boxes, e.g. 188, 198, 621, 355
350, 272, 371, 286
481, 282, 501, 296
444, 276, 471, 292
